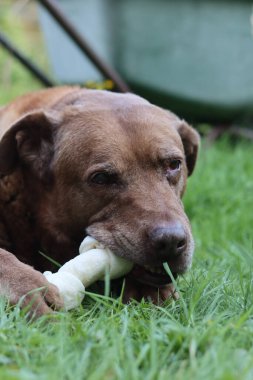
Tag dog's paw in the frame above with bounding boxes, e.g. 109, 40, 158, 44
0, 254, 64, 318
122, 277, 179, 305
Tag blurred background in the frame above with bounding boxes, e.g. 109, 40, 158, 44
1, 0, 253, 137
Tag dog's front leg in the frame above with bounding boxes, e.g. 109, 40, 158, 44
122, 276, 179, 305
0, 248, 63, 318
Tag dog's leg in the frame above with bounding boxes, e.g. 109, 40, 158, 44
0, 248, 63, 318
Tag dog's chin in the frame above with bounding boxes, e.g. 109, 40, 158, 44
128, 264, 178, 287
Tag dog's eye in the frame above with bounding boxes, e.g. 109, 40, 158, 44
169, 160, 181, 171
166, 159, 181, 180
90, 172, 118, 185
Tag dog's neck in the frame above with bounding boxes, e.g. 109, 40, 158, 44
0, 169, 79, 271
0, 169, 37, 263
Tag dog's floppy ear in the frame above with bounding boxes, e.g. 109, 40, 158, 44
0, 110, 59, 181
175, 120, 200, 176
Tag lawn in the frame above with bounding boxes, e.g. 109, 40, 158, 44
0, 2, 253, 380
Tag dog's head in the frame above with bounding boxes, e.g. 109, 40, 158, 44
0, 90, 200, 287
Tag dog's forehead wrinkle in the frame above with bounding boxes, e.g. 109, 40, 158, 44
121, 130, 184, 169
118, 110, 183, 147
55, 90, 150, 115
75, 89, 150, 108
54, 103, 186, 180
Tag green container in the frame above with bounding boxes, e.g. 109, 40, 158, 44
39, 0, 253, 122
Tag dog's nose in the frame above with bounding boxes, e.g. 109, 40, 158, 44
148, 222, 187, 259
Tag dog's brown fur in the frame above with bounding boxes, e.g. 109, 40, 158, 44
0, 87, 200, 316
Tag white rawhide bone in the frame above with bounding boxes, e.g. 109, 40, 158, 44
44, 236, 133, 310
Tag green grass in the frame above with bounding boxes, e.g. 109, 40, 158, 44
1, 138, 252, 380
1, 2, 253, 380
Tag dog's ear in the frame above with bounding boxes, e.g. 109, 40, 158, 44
175, 120, 200, 176
0, 110, 59, 181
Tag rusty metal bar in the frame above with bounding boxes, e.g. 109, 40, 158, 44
0, 32, 54, 87
37, 0, 130, 92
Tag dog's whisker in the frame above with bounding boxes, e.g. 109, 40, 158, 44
114, 233, 134, 255
122, 234, 136, 250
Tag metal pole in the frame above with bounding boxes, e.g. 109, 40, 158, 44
37, 0, 130, 93
0, 32, 55, 87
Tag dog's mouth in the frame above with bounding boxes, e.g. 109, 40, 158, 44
129, 264, 177, 287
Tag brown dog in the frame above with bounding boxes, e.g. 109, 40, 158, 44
0, 87, 200, 316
